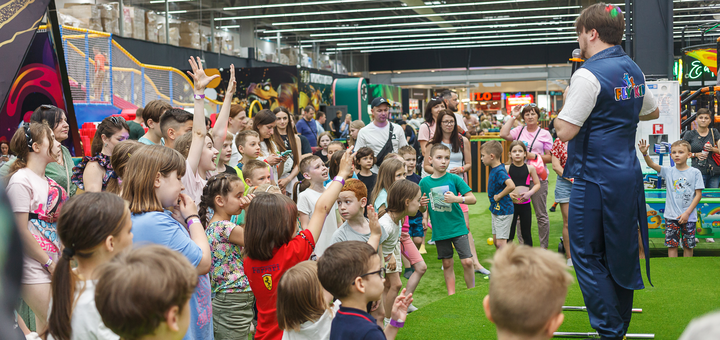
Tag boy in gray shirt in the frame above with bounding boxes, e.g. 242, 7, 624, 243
331, 179, 388, 249
639, 139, 704, 257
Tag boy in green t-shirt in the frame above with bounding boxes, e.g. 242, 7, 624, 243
419, 144, 477, 295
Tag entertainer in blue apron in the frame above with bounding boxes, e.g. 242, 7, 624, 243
555, 4, 658, 339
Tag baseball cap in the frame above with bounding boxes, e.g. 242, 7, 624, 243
371, 97, 390, 108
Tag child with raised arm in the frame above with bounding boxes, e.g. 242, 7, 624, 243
483, 244, 572, 340
294, 155, 341, 257
420, 144, 477, 295
639, 139, 703, 257
95, 245, 199, 340
331, 178, 387, 251
243, 149, 354, 340
481, 141, 515, 248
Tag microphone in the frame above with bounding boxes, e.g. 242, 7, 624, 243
569, 48, 584, 84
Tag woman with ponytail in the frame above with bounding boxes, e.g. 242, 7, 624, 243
5, 122, 68, 332
198, 173, 255, 339
43, 192, 132, 340
71, 116, 129, 192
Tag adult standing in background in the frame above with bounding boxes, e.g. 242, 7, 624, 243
353, 97, 407, 173
296, 105, 319, 148
330, 110, 343, 137
418, 97, 446, 177
315, 111, 327, 134
440, 90, 469, 134
226, 104, 249, 166
500, 103, 553, 249
338, 114, 352, 139
554, 4, 658, 339
0, 105, 78, 197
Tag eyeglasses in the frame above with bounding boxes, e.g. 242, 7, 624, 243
442, 120, 455, 126
353, 268, 386, 284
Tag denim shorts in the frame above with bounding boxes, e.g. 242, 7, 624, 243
554, 175, 573, 203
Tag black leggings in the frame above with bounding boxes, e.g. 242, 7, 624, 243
509, 203, 533, 247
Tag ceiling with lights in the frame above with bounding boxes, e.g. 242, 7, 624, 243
130, 0, 719, 55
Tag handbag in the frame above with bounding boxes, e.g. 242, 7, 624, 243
518, 127, 548, 180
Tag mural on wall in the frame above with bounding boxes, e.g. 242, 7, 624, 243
213, 66, 298, 116
298, 68, 333, 111
1, 31, 76, 152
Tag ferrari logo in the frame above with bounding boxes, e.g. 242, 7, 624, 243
263, 274, 273, 290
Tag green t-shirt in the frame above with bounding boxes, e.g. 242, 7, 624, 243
419, 173, 471, 241
126, 121, 146, 140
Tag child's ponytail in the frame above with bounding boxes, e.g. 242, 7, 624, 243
44, 193, 129, 340
199, 173, 243, 228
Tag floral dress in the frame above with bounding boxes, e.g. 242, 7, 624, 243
205, 220, 251, 293
71, 153, 116, 191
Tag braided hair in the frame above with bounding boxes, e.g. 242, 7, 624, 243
198, 173, 244, 228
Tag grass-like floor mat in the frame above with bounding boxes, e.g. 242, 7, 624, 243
398, 170, 720, 339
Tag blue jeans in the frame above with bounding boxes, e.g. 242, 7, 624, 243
702, 173, 720, 189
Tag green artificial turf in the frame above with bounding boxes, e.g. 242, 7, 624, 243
398, 170, 720, 339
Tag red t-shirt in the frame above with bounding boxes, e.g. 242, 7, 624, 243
94, 53, 106, 72
243, 229, 316, 340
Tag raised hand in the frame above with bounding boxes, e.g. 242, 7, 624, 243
512, 104, 523, 119
391, 288, 414, 323
187, 56, 219, 93
367, 205, 381, 236
338, 149, 355, 179
226, 64, 237, 97
638, 139, 649, 154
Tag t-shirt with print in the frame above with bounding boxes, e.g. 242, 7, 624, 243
660, 166, 704, 222
487, 165, 513, 216
378, 214, 401, 258
131, 211, 212, 340
244, 229, 316, 340
419, 173, 471, 241
331, 220, 389, 245
509, 126, 553, 161
550, 138, 568, 169
297, 188, 339, 257
181, 159, 209, 204
206, 220, 251, 293
353, 122, 408, 173
7, 168, 67, 284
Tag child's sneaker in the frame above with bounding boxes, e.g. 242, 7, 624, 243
567, 258, 573, 267
403, 267, 414, 279
475, 267, 491, 275
427, 240, 435, 245
384, 318, 391, 328
706, 238, 715, 243
407, 303, 418, 313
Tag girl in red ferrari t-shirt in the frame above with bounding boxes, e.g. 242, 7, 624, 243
243, 149, 355, 340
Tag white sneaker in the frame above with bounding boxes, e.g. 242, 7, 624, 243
567, 258, 573, 267
407, 303, 418, 313
384, 318, 391, 328
706, 238, 715, 243
475, 267, 491, 275
427, 240, 436, 245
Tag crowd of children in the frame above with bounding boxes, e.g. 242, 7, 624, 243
8, 55, 712, 340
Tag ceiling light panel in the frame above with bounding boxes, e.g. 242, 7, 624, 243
301, 26, 577, 43
268, 5, 582, 26
223, 0, 376, 11
334, 31, 578, 46
263, 14, 580, 33
331, 35, 577, 51
354, 39, 579, 53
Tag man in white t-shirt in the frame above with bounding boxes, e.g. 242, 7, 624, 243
353, 97, 408, 173
441, 90, 469, 133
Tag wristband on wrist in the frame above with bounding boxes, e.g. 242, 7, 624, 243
44, 258, 53, 269
462, 196, 466, 204
187, 218, 201, 227
185, 214, 200, 224
389, 319, 405, 328
332, 176, 345, 186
